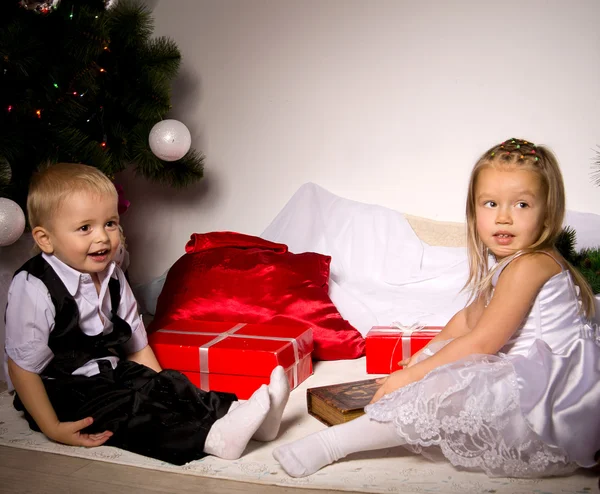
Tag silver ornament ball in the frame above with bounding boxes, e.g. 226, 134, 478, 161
148, 119, 192, 162
0, 198, 26, 247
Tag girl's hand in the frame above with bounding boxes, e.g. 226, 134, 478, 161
46, 417, 113, 447
371, 369, 414, 404
372, 348, 424, 397
397, 352, 419, 369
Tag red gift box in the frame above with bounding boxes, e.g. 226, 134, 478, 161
148, 321, 313, 399
365, 324, 443, 374
181, 354, 313, 400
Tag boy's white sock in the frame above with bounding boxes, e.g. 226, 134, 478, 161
204, 385, 270, 460
253, 365, 290, 441
272, 414, 403, 477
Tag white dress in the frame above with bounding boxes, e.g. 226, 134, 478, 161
365, 252, 600, 478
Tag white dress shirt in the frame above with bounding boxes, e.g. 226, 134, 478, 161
3, 253, 148, 391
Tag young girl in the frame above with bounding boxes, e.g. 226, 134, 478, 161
4, 163, 290, 465
273, 138, 600, 478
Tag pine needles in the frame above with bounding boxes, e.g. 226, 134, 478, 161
556, 227, 600, 294
0, 0, 204, 209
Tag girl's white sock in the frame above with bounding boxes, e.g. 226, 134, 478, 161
272, 414, 403, 477
253, 365, 290, 441
204, 385, 270, 459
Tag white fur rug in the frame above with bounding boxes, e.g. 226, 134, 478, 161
0, 358, 596, 494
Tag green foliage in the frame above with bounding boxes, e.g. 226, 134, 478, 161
555, 226, 577, 264
574, 248, 600, 295
555, 227, 600, 294
0, 0, 203, 210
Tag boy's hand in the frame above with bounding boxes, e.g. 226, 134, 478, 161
8, 362, 113, 448
46, 417, 113, 447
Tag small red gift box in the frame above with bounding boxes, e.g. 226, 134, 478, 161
148, 321, 313, 399
365, 324, 443, 374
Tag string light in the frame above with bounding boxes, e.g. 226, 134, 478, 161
99, 68, 106, 73
86, 109, 97, 123
53, 83, 59, 89
99, 109, 107, 149
7, 105, 12, 112
36, 109, 41, 118
69, 5, 74, 19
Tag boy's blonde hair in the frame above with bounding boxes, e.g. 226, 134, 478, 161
27, 162, 118, 229
465, 138, 595, 319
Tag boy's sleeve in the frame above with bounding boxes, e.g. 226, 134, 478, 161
114, 267, 148, 354
5, 271, 55, 374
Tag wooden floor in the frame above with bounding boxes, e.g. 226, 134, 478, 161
0, 382, 345, 494
0, 446, 349, 494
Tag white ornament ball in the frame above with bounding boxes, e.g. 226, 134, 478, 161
0, 198, 26, 247
148, 119, 192, 162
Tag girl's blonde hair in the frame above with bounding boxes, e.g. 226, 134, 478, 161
27, 162, 118, 229
465, 138, 595, 319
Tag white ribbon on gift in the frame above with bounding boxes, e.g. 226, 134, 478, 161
391, 321, 427, 367
156, 323, 301, 392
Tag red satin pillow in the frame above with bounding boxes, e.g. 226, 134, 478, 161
148, 232, 365, 360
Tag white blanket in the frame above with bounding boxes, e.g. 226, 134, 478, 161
261, 183, 470, 336
133, 182, 600, 335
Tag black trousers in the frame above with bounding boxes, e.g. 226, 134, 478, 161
14, 361, 237, 465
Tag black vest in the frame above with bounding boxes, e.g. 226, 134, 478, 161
15, 255, 132, 378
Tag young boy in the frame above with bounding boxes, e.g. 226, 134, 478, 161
4, 163, 290, 465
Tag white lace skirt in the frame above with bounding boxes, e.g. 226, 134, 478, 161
364, 342, 578, 478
